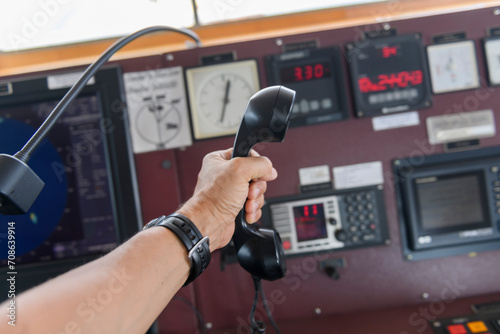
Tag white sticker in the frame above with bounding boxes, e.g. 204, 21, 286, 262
333, 161, 384, 190
123, 67, 192, 153
372, 111, 420, 131
298, 165, 331, 186
426, 109, 495, 145
47, 72, 95, 90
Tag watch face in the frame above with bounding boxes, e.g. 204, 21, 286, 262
484, 37, 500, 86
427, 40, 480, 94
185, 60, 260, 140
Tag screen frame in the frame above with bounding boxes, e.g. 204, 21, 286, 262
0, 66, 142, 293
393, 146, 500, 261
292, 203, 328, 242
412, 171, 491, 235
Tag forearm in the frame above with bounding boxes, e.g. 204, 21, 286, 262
1, 227, 189, 334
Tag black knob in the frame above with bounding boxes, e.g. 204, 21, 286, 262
324, 266, 340, 280
334, 229, 348, 242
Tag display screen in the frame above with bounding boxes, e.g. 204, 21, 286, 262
266, 47, 349, 127
293, 203, 327, 242
0, 95, 118, 266
280, 62, 331, 83
415, 174, 486, 231
347, 34, 431, 116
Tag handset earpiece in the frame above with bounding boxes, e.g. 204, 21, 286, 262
231, 85, 295, 281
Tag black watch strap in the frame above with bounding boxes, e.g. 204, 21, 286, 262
143, 213, 211, 286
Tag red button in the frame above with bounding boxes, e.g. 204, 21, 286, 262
283, 240, 292, 250
447, 324, 467, 334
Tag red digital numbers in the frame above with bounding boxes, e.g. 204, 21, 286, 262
382, 46, 398, 58
358, 70, 423, 93
293, 63, 326, 82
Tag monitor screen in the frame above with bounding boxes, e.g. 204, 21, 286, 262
293, 203, 327, 242
0, 67, 141, 293
414, 173, 487, 231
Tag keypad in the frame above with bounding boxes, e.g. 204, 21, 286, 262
342, 190, 379, 245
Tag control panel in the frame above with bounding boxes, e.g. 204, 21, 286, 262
432, 311, 500, 334
262, 186, 389, 256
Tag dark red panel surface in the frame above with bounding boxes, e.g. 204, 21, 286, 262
126, 6, 500, 334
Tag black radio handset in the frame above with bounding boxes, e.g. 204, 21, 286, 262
231, 85, 295, 281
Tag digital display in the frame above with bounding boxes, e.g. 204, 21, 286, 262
347, 33, 432, 117
293, 203, 327, 242
381, 45, 399, 58
358, 70, 423, 93
280, 62, 331, 83
266, 47, 349, 127
415, 174, 486, 231
0, 96, 118, 266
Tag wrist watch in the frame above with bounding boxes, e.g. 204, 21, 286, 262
143, 213, 211, 286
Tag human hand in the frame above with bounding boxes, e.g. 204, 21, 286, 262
178, 148, 278, 251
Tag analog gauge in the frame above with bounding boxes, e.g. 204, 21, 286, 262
427, 40, 480, 94
185, 60, 260, 140
483, 37, 500, 86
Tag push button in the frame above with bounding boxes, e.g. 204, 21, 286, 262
446, 324, 467, 334
467, 321, 488, 333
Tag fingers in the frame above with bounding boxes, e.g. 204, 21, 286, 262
246, 180, 267, 223
247, 180, 267, 200
245, 195, 265, 223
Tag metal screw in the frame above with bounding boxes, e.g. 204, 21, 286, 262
494, 8, 500, 15
357, 111, 364, 117
166, 54, 174, 61
205, 322, 213, 329
422, 292, 430, 300
385, 239, 391, 246
433, 321, 442, 328
161, 159, 172, 170
383, 23, 391, 31
406, 254, 413, 260
394, 160, 401, 166
275, 38, 283, 47
314, 307, 322, 315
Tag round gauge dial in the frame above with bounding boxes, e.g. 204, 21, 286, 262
186, 60, 260, 140
484, 37, 500, 86
427, 40, 480, 94
198, 72, 254, 129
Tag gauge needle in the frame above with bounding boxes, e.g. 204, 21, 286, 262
220, 79, 231, 123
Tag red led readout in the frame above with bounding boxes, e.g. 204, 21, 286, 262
280, 62, 332, 84
293, 63, 327, 82
358, 70, 423, 93
382, 46, 398, 58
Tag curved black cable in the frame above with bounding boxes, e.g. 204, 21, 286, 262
14, 26, 201, 163
260, 282, 282, 334
251, 276, 266, 334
